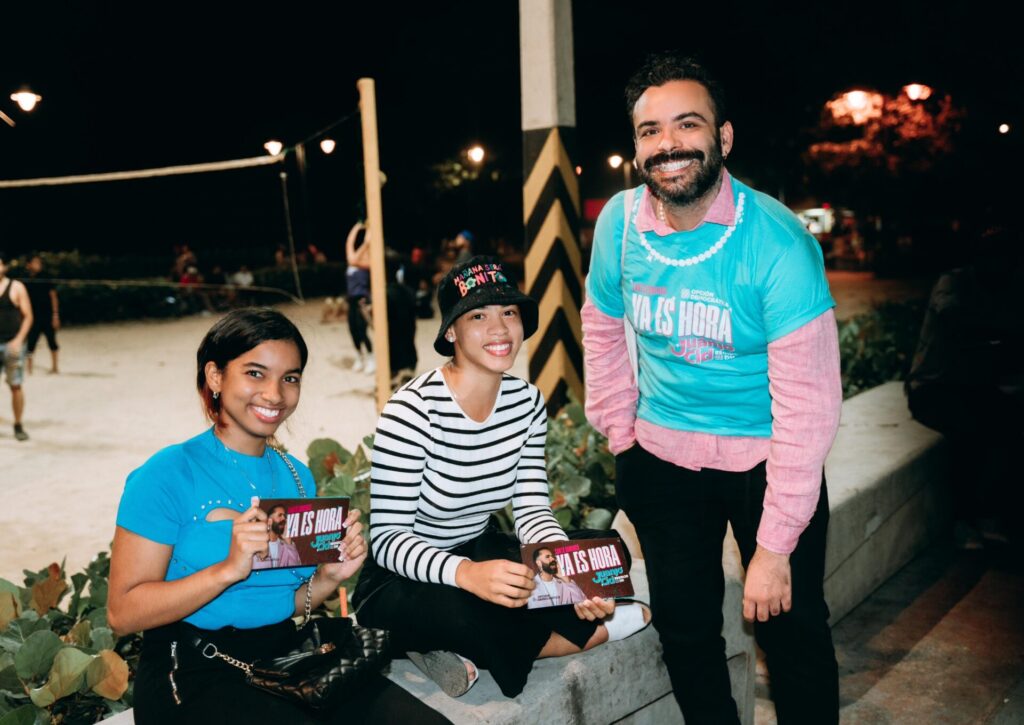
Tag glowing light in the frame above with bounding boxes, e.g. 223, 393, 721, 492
903, 83, 933, 101
999, 123, 1010, 135
10, 91, 41, 112
827, 89, 884, 125
467, 145, 485, 163
263, 140, 283, 156
319, 138, 336, 154
608, 154, 624, 169
575, 165, 583, 176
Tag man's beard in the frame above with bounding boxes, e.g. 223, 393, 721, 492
542, 560, 558, 576
271, 518, 286, 536
638, 141, 725, 208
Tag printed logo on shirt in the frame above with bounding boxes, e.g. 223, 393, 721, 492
630, 286, 736, 364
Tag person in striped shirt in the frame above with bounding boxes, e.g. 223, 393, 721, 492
353, 256, 649, 699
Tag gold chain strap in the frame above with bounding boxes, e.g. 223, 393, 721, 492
199, 642, 254, 676
269, 446, 316, 626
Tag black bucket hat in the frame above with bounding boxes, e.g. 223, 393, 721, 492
433, 255, 538, 356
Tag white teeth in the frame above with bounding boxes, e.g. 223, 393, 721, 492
485, 343, 511, 353
253, 406, 281, 418
656, 159, 694, 172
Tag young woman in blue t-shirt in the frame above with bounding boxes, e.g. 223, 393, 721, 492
108, 308, 449, 724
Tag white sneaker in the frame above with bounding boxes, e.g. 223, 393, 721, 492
352, 355, 365, 373
363, 357, 377, 375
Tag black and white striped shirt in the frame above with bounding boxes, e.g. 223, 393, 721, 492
369, 368, 566, 586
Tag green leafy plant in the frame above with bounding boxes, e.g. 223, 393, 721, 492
305, 436, 374, 608
544, 392, 617, 531
837, 300, 925, 398
0, 555, 137, 724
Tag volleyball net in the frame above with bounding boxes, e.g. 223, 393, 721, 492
0, 109, 362, 311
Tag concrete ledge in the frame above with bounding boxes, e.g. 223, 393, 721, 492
823, 382, 949, 622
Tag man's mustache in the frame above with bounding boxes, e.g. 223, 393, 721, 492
643, 149, 705, 172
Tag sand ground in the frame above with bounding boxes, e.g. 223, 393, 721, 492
0, 272, 930, 584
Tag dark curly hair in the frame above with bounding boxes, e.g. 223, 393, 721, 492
624, 52, 727, 128
196, 307, 309, 423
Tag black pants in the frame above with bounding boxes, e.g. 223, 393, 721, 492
27, 322, 58, 353
353, 527, 627, 697
616, 445, 838, 725
347, 295, 372, 353
133, 619, 450, 725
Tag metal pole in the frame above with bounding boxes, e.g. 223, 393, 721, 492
278, 170, 304, 301
357, 77, 391, 413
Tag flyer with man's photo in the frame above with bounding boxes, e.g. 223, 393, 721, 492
252, 497, 349, 569
519, 537, 633, 609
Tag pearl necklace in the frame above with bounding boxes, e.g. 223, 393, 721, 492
638, 192, 746, 268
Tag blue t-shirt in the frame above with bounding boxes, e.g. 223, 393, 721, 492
586, 179, 834, 437
116, 428, 316, 629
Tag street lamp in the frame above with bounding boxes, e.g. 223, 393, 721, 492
263, 139, 284, 156
1, 87, 42, 128
319, 138, 336, 154
826, 89, 884, 125
608, 154, 632, 188
902, 83, 933, 101
11, 90, 41, 112
999, 123, 1010, 135
467, 145, 485, 164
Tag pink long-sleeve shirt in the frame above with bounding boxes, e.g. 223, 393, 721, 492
582, 179, 842, 555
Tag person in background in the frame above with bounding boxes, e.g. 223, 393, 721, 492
0, 251, 33, 441
345, 221, 375, 375
453, 229, 475, 265
24, 255, 60, 375
906, 224, 1023, 548
384, 249, 418, 389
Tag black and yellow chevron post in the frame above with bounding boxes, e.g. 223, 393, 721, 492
522, 127, 582, 414
520, 0, 581, 414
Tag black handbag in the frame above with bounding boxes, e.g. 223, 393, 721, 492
189, 450, 391, 712
190, 575, 391, 712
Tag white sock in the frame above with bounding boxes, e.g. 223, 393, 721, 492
603, 603, 649, 642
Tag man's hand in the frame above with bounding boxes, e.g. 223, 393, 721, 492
742, 546, 792, 623
5, 339, 21, 358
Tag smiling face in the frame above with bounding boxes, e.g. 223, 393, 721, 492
205, 339, 302, 454
633, 79, 733, 207
449, 304, 524, 375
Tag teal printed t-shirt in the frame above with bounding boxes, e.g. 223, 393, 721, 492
586, 178, 834, 437
116, 428, 316, 629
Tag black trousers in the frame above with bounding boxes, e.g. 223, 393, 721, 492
133, 619, 451, 724
347, 295, 372, 353
353, 527, 626, 698
26, 322, 58, 353
615, 445, 838, 725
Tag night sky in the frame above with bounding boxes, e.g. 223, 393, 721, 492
2, 1, 1020, 264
